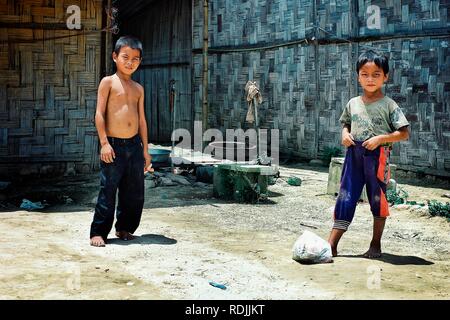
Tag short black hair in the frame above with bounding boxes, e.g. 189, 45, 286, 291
114, 35, 143, 57
356, 50, 389, 75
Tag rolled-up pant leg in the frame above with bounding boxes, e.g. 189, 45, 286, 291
333, 143, 366, 231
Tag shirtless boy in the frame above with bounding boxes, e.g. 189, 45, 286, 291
90, 36, 153, 247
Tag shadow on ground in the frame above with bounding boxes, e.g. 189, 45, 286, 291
106, 234, 177, 246
339, 253, 434, 265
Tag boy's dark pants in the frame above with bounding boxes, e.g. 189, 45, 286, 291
333, 141, 391, 231
90, 135, 145, 240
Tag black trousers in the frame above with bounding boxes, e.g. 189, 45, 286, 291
90, 135, 145, 240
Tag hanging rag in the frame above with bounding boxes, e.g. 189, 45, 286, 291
245, 81, 262, 123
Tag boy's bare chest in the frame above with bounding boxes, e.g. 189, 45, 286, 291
109, 82, 140, 106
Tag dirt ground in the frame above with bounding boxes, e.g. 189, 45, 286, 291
0, 164, 449, 300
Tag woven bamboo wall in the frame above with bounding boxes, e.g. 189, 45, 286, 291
357, 0, 450, 37
193, 0, 450, 176
0, 0, 103, 177
193, 44, 322, 158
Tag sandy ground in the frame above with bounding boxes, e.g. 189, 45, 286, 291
0, 164, 449, 300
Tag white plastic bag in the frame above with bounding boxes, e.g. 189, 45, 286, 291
292, 230, 333, 264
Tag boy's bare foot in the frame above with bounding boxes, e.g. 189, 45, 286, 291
363, 241, 382, 258
328, 228, 345, 257
330, 243, 338, 257
115, 231, 135, 241
90, 236, 105, 247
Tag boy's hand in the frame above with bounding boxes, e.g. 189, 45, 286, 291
144, 152, 154, 173
362, 136, 382, 150
342, 131, 356, 147
100, 143, 115, 163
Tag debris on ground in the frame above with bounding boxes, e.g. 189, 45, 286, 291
388, 184, 450, 220
299, 222, 318, 230
387, 185, 410, 205
287, 176, 302, 186
209, 281, 227, 290
145, 169, 213, 188
19, 199, 47, 211
428, 200, 450, 220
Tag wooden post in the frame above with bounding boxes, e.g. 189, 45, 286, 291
254, 97, 259, 159
313, 0, 320, 159
105, 0, 113, 76
202, 0, 209, 131
349, 0, 359, 98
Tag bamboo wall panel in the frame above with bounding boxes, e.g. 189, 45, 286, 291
357, 0, 450, 37
0, 0, 103, 176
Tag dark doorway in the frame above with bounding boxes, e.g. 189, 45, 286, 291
116, 0, 193, 143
